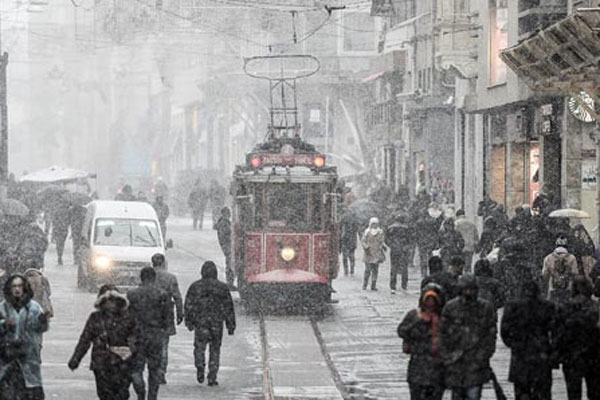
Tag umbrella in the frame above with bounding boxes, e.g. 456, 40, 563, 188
20, 166, 89, 183
549, 208, 590, 219
348, 199, 385, 228
0, 199, 29, 217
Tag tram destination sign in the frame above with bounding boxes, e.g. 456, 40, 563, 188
249, 153, 325, 168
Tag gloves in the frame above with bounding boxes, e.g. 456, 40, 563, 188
68, 359, 78, 371
228, 328, 235, 336
176, 315, 184, 325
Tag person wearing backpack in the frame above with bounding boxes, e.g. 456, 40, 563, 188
542, 238, 578, 304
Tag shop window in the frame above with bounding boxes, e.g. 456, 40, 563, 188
489, 0, 508, 86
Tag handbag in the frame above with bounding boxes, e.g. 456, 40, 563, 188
0, 303, 27, 363
100, 319, 132, 362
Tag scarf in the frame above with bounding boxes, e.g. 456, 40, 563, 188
418, 290, 441, 359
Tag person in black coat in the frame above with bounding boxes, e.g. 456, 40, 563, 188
421, 256, 460, 301
501, 280, 556, 400
555, 276, 600, 400
474, 259, 504, 310
397, 283, 446, 400
438, 218, 465, 268
339, 210, 360, 276
385, 213, 414, 292
69, 204, 86, 266
215, 207, 235, 289
127, 268, 170, 400
184, 261, 236, 386
68, 285, 138, 400
415, 204, 444, 279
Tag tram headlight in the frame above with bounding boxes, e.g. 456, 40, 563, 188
313, 156, 325, 168
94, 256, 112, 271
280, 247, 296, 262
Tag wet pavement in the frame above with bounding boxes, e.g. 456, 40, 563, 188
39, 216, 572, 399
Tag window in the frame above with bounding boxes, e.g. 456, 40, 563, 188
94, 219, 161, 247
489, 0, 508, 85
251, 183, 328, 231
340, 12, 377, 54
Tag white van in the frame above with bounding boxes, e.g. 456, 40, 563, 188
77, 200, 171, 292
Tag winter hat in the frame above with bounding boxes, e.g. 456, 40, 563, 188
556, 236, 568, 248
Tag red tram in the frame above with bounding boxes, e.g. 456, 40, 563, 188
231, 139, 340, 305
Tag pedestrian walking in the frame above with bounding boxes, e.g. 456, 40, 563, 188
209, 180, 227, 229
152, 196, 170, 239
542, 237, 579, 304
360, 217, 386, 291
385, 213, 414, 293
555, 276, 600, 400
23, 269, 53, 321
501, 280, 556, 400
473, 259, 504, 310
68, 285, 138, 400
339, 210, 359, 276
421, 256, 457, 301
570, 224, 595, 277
151, 254, 183, 383
455, 210, 478, 273
69, 204, 86, 266
438, 218, 465, 268
51, 203, 70, 266
415, 203, 443, 278
188, 180, 208, 230
127, 267, 170, 400
440, 275, 497, 400
17, 217, 48, 273
0, 274, 49, 400
397, 283, 446, 400
184, 261, 236, 386
215, 207, 235, 290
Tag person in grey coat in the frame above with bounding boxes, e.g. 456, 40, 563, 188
440, 275, 497, 400
151, 254, 183, 384
455, 210, 478, 273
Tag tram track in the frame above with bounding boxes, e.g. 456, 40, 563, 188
258, 311, 349, 400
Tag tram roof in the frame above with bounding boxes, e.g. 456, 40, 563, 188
234, 166, 337, 184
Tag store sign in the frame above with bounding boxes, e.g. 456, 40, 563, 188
582, 149, 597, 189
371, 0, 395, 16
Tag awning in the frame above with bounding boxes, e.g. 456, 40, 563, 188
20, 166, 91, 183
500, 9, 600, 97
361, 71, 385, 83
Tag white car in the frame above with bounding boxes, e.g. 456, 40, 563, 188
77, 200, 171, 292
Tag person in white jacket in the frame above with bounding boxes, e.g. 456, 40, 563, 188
361, 218, 386, 291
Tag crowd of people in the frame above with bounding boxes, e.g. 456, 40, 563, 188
344, 188, 600, 400
0, 254, 235, 400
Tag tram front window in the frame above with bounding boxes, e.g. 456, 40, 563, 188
267, 184, 309, 229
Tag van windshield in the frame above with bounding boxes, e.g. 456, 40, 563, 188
94, 218, 161, 247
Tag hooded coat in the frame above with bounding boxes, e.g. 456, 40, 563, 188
68, 289, 138, 371
501, 282, 556, 386
397, 284, 445, 387
542, 248, 578, 299
438, 219, 465, 265
0, 274, 49, 388
361, 218, 386, 264
184, 263, 236, 337
439, 281, 497, 388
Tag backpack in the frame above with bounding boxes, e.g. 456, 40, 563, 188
553, 257, 570, 291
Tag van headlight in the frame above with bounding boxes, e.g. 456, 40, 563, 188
280, 247, 296, 262
94, 256, 112, 271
